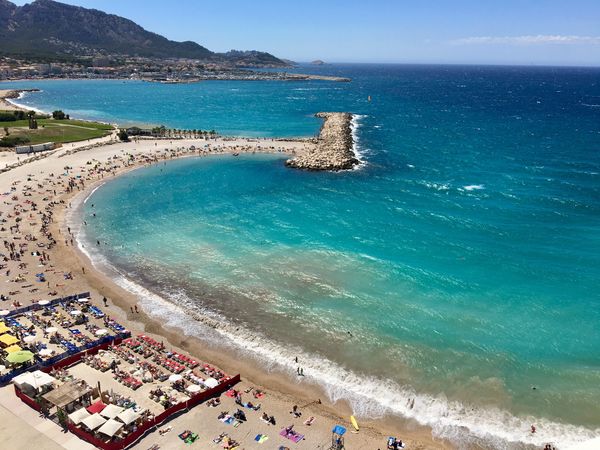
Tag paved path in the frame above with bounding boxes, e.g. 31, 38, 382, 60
0, 385, 94, 450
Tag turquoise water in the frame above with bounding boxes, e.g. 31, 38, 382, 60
4, 65, 600, 447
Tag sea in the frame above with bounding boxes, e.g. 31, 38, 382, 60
3, 64, 600, 449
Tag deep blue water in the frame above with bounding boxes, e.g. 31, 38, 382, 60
5, 64, 600, 448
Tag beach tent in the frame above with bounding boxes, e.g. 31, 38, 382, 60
97, 418, 123, 438
204, 377, 219, 389
81, 413, 107, 431
0, 323, 10, 334
5, 344, 22, 353
6, 350, 34, 364
100, 403, 124, 419
13, 370, 56, 390
0, 334, 19, 346
68, 407, 91, 425
43, 380, 90, 409
116, 408, 140, 425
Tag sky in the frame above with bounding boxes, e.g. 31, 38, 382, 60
11, 0, 600, 66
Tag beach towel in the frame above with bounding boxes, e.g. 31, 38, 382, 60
279, 429, 304, 443
254, 434, 269, 444
224, 389, 236, 398
220, 415, 234, 425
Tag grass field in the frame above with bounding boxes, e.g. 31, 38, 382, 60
0, 117, 113, 145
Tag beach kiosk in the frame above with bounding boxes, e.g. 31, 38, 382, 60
330, 425, 346, 450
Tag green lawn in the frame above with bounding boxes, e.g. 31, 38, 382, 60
0, 118, 113, 145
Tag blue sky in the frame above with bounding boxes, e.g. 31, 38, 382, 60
12, 0, 600, 66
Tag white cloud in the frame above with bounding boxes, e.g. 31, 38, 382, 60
450, 35, 600, 45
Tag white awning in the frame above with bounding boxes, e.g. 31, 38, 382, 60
68, 408, 91, 424
97, 418, 123, 437
81, 413, 107, 430
116, 408, 140, 425
13, 370, 56, 389
100, 403, 124, 419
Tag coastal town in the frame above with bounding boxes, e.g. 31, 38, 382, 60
0, 56, 350, 83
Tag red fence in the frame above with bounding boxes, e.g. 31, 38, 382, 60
14, 385, 42, 412
15, 364, 240, 450
66, 374, 241, 450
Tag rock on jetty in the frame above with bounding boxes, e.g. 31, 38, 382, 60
285, 112, 359, 171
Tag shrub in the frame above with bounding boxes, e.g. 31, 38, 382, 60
0, 135, 30, 147
118, 129, 129, 141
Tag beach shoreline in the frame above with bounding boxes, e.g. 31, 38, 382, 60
0, 89, 40, 112
0, 135, 451, 449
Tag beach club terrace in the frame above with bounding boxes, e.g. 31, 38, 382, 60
1, 294, 240, 449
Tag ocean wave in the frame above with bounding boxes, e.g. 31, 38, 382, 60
461, 184, 485, 191
350, 114, 369, 170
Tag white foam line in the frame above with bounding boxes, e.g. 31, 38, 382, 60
5, 90, 47, 114
350, 114, 368, 171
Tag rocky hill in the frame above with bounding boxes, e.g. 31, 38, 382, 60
0, 0, 286, 66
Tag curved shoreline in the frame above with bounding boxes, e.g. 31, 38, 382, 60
51, 143, 450, 450
2, 136, 593, 449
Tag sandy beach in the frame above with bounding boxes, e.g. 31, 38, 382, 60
0, 134, 451, 449
0, 89, 34, 111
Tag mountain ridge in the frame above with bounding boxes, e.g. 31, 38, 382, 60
0, 0, 287, 66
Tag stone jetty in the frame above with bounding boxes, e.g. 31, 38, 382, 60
285, 112, 359, 171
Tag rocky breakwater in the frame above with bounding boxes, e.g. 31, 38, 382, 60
285, 112, 359, 171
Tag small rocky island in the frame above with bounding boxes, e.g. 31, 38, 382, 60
285, 112, 360, 171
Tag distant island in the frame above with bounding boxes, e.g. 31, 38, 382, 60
0, 0, 349, 82
311, 60, 326, 65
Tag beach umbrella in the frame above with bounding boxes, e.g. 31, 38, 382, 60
45, 327, 58, 333
5, 344, 22, 353
23, 335, 36, 343
38, 300, 50, 306
0, 334, 19, 346
6, 350, 34, 364
95, 329, 108, 336
70, 310, 82, 316
77, 298, 89, 303
0, 323, 10, 334
168, 374, 183, 383
204, 377, 219, 389
0, 365, 5, 371
39, 348, 53, 357
0, 310, 10, 316
186, 384, 201, 394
